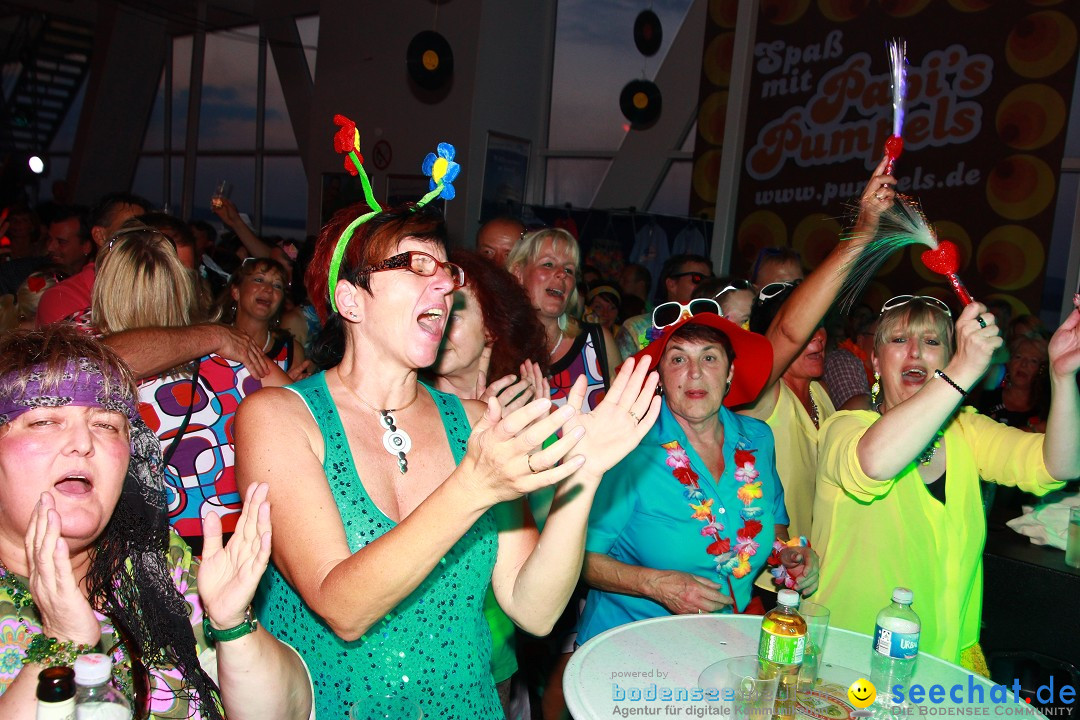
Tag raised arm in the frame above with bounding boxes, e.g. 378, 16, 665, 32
212, 197, 274, 259
1042, 296, 1080, 479
234, 387, 586, 641
857, 302, 1000, 479
743, 157, 894, 419
103, 324, 273, 380
199, 483, 312, 720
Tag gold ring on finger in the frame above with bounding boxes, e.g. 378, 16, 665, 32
628, 409, 640, 422
527, 454, 540, 474
874, 192, 886, 201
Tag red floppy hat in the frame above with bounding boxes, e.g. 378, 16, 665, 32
631, 312, 773, 407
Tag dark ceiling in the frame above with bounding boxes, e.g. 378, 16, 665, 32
0, 0, 321, 38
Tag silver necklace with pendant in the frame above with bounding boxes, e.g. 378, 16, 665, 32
341, 371, 415, 474
377, 409, 412, 474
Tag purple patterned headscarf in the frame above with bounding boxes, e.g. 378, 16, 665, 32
0, 358, 139, 427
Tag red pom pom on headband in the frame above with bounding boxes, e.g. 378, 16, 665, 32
333, 115, 364, 175
325, 114, 461, 314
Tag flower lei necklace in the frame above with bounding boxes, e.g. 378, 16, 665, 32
664, 441, 808, 596
663, 441, 766, 586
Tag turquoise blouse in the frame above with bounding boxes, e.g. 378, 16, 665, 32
578, 400, 787, 644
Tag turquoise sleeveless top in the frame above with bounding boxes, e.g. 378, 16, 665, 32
257, 372, 501, 719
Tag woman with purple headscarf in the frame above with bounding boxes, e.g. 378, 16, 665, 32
0, 327, 312, 720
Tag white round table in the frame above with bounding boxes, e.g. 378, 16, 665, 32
564, 614, 1039, 719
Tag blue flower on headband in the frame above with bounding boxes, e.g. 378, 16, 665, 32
421, 143, 460, 200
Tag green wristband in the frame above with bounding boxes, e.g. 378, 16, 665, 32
202, 606, 258, 645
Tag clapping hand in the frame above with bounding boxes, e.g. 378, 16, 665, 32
464, 394, 588, 506
560, 357, 662, 481
199, 483, 272, 630
24, 494, 101, 646
480, 360, 550, 414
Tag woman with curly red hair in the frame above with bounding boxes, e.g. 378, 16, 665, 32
430, 249, 549, 411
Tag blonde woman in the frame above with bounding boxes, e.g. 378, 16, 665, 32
92, 227, 198, 334
91, 225, 289, 554
813, 297, 1079, 670
508, 228, 620, 411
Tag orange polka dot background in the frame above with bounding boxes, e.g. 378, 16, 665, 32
710, 0, 1078, 311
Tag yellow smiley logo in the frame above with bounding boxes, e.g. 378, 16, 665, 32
847, 678, 877, 708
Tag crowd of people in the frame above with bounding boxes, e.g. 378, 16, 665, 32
1, 145, 1078, 720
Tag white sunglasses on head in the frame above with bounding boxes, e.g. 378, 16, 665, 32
651, 298, 722, 329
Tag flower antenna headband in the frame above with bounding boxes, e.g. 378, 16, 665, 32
326, 114, 461, 313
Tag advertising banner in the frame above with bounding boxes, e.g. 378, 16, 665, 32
714, 1, 1079, 315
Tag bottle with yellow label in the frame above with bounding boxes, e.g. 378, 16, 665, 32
758, 589, 806, 720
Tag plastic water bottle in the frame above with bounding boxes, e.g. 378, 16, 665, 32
36, 666, 76, 720
74, 654, 132, 720
758, 589, 806, 720
870, 587, 921, 713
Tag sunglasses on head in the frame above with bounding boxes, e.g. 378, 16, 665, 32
107, 225, 177, 252
652, 298, 721, 329
713, 280, 753, 299
361, 250, 465, 288
880, 295, 953, 318
757, 279, 801, 302
668, 271, 709, 285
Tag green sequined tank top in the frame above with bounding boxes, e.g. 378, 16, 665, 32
257, 372, 501, 719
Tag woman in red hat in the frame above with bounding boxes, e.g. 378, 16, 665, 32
578, 305, 819, 643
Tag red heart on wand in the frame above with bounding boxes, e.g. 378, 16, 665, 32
921, 240, 960, 275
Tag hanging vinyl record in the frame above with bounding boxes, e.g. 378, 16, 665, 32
407, 30, 454, 91
620, 80, 662, 129
634, 10, 662, 56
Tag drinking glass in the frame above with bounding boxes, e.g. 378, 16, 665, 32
211, 180, 231, 209
350, 695, 423, 720
798, 600, 831, 690
1066, 506, 1080, 569
700, 655, 781, 720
